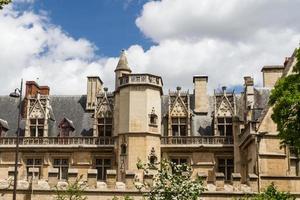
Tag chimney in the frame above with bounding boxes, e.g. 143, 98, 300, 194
193, 76, 208, 114
86, 76, 103, 111
25, 81, 50, 97
261, 65, 284, 88
244, 76, 254, 108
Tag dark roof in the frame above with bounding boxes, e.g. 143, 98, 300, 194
261, 65, 284, 71
0, 87, 271, 137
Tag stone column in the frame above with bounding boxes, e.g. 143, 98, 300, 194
215, 172, 225, 191
87, 169, 97, 189
247, 173, 258, 192
197, 172, 208, 186
48, 168, 59, 188
68, 169, 78, 185
125, 171, 136, 190
106, 170, 117, 189
231, 173, 241, 191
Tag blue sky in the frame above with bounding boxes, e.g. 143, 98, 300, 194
30, 0, 153, 57
0, 0, 299, 94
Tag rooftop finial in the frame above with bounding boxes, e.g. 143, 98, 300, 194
115, 49, 132, 72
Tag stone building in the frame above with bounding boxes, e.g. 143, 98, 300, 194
0, 49, 299, 199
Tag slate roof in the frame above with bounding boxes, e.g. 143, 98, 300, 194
0, 87, 271, 137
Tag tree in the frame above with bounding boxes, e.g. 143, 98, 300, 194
0, 0, 11, 9
269, 48, 300, 152
55, 175, 87, 200
240, 183, 295, 200
136, 159, 205, 200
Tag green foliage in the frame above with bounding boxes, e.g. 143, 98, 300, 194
136, 158, 205, 200
111, 196, 134, 200
0, 0, 11, 9
55, 175, 87, 200
251, 183, 294, 200
269, 48, 300, 152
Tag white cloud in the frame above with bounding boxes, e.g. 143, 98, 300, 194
0, 5, 118, 95
0, 0, 299, 95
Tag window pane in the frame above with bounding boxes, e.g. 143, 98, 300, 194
227, 159, 234, 166
30, 127, 36, 137
106, 125, 112, 136
226, 118, 232, 123
30, 119, 36, 125
54, 159, 60, 165
104, 159, 111, 166
218, 118, 224, 123
35, 159, 42, 165
38, 119, 44, 125
180, 125, 187, 136
106, 118, 113, 124
171, 159, 178, 165
226, 125, 233, 136
38, 128, 43, 137
180, 159, 187, 164
172, 125, 179, 136
171, 118, 178, 124
218, 125, 225, 136
180, 118, 186, 124
61, 167, 68, 180
27, 159, 33, 165
98, 126, 104, 137
98, 118, 105, 124
219, 159, 225, 165
96, 159, 102, 165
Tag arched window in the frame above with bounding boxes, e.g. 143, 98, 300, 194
121, 143, 127, 155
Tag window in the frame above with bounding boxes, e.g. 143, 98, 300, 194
150, 114, 157, 125
53, 158, 69, 180
59, 122, 71, 137
171, 117, 187, 136
95, 158, 111, 181
121, 144, 127, 155
97, 117, 112, 137
218, 158, 234, 181
217, 117, 233, 136
26, 158, 42, 179
30, 118, 44, 137
171, 158, 188, 165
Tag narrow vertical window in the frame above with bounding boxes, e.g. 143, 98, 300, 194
171, 117, 187, 136
218, 158, 234, 181
53, 158, 69, 180
30, 118, 44, 137
97, 117, 112, 137
95, 158, 111, 180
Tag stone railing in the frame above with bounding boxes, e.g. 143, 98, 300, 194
0, 137, 114, 147
161, 136, 233, 146
119, 74, 163, 88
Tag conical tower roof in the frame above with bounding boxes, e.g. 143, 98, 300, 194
115, 49, 132, 72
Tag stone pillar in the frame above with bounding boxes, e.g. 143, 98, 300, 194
106, 170, 117, 189
144, 173, 154, 187
231, 173, 241, 191
8, 167, 15, 179
68, 169, 78, 185
87, 169, 97, 189
247, 173, 258, 192
197, 172, 208, 186
215, 172, 225, 191
48, 168, 59, 188
125, 171, 136, 190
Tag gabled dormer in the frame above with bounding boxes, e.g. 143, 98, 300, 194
58, 117, 75, 137
0, 119, 9, 137
24, 81, 53, 137
213, 86, 236, 137
167, 87, 191, 136
93, 88, 114, 137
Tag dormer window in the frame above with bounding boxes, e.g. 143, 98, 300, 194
171, 117, 187, 136
30, 118, 44, 137
0, 119, 9, 137
217, 117, 233, 136
58, 118, 75, 137
97, 117, 112, 137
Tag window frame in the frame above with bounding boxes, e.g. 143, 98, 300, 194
53, 158, 69, 180
29, 118, 44, 137
94, 158, 112, 181
217, 158, 234, 181
171, 117, 187, 136
97, 117, 113, 137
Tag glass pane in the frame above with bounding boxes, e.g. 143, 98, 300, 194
96, 159, 102, 166
106, 118, 113, 124
227, 159, 234, 166
218, 167, 225, 174
96, 167, 104, 180
218, 118, 224, 123
219, 159, 225, 166
171, 159, 178, 165
106, 125, 112, 136
171, 118, 178, 124
226, 125, 233, 136
218, 125, 225, 136
172, 125, 179, 136
30, 127, 36, 137
104, 159, 111, 166
180, 158, 187, 164
180, 125, 187, 136
38, 128, 43, 137
30, 119, 36, 125
98, 118, 105, 124
27, 159, 33, 165
62, 159, 69, 166
35, 159, 42, 165
180, 118, 186, 124
38, 119, 44, 125
226, 118, 232, 123
98, 126, 104, 137
61, 167, 68, 180
54, 159, 60, 165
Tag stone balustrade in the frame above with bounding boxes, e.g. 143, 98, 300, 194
0, 137, 114, 148
161, 136, 233, 146
119, 74, 163, 89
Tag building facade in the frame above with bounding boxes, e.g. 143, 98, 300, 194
0, 49, 299, 199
